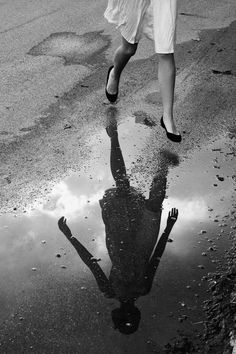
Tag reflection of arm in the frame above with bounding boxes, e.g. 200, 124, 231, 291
144, 209, 178, 294
58, 217, 114, 298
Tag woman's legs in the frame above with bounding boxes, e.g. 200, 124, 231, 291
157, 53, 180, 135
106, 37, 138, 95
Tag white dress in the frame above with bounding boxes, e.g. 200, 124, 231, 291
104, 0, 178, 53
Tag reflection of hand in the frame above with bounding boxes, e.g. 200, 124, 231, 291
166, 208, 178, 229
58, 217, 72, 238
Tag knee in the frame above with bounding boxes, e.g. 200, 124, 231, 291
158, 53, 174, 62
122, 43, 138, 57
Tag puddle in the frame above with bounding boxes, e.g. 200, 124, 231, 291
28, 31, 110, 66
0, 115, 235, 352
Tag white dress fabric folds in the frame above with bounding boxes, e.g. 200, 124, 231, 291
104, 0, 178, 53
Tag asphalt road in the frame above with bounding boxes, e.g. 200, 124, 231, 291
0, 1, 236, 353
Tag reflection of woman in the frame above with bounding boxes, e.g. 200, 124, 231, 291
58, 121, 178, 335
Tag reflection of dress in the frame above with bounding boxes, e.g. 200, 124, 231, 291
99, 187, 162, 301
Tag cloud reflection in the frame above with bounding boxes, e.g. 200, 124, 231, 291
39, 181, 104, 220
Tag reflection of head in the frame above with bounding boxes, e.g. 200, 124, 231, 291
112, 302, 141, 335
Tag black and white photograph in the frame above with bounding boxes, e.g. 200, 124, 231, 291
0, 0, 235, 353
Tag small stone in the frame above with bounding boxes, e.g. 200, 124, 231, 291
201, 252, 207, 256
167, 238, 173, 243
31, 267, 37, 271
80, 286, 87, 290
216, 175, 224, 181
198, 265, 205, 269
200, 230, 207, 234
61, 265, 67, 269
64, 124, 72, 130
41, 240, 46, 244
186, 285, 191, 289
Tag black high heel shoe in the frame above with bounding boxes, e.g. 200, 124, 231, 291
105, 66, 118, 103
160, 116, 182, 143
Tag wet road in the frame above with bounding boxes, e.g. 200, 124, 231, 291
0, 116, 236, 353
0, 0, 236, 353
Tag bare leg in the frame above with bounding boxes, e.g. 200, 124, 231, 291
147, 150, 179, 211
146, 170, 167, 212
158, 53, 180, 135
106, 126, 130, 191
106, 37, 138, 95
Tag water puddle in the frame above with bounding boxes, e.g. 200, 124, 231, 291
0, 114, 235, 352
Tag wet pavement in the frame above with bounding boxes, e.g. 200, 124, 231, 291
0, 1, 236, 353
0, 114, 235, 353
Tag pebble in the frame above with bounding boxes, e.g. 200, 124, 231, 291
208, 247, 215, 251
201, 252, 207, 256
41, 240, 46, 244
61, 265, 67, 269
31, 267, 37, 271
198, 265, 205, 269
216, 175, 224, 181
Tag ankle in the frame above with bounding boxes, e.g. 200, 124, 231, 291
111, 67, 120, 82
163, 113, 174, 121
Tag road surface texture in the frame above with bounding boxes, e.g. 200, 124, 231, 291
0, 0, 236, 353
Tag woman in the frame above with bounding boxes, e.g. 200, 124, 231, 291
104, 0, 181, 142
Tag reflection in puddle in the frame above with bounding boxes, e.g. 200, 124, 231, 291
0, 111, 235, 351
58, 107, 179, 334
